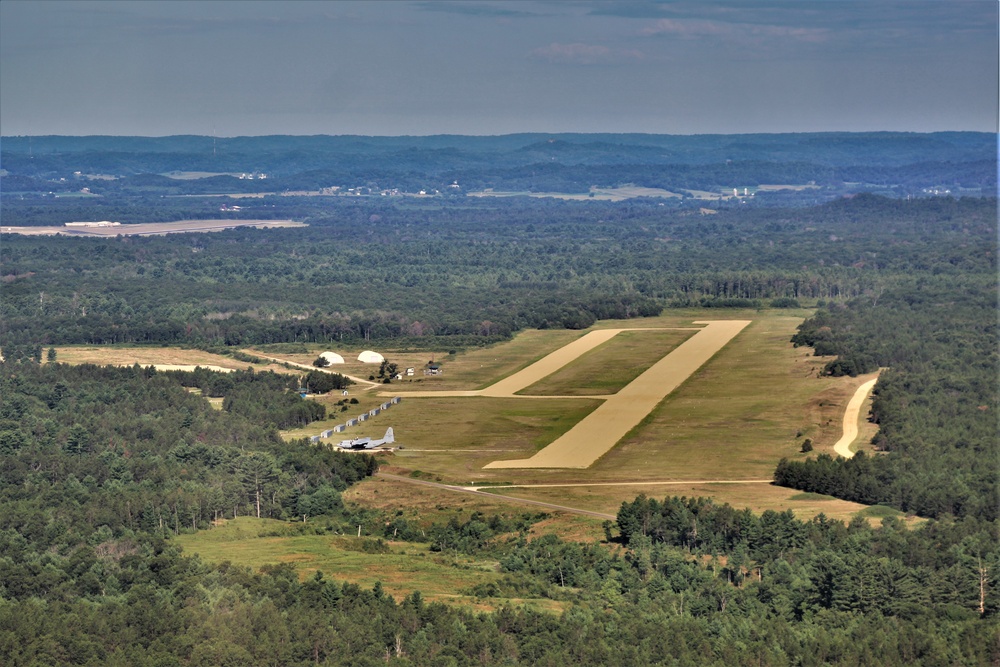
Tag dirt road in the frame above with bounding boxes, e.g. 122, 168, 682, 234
471, 479, 772, 490
249, 353, 380, 389
833, 378, 878, 458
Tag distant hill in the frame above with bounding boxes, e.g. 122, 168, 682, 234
1, 132, 994, 196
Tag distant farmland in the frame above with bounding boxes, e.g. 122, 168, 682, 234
0, 219, 306, 236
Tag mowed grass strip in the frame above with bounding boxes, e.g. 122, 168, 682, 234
594, 313, 868, 481
381, 397, 603, 479
175, 517, 545, 608
518, 329, 696, 396
369, 310, 880, 492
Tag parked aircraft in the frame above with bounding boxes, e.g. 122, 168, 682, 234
337, 427, 394, 450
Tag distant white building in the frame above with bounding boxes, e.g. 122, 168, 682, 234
357, 350, 385, 364
320, 351, 345, 365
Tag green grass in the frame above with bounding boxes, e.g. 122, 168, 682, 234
386, 397, 603, 480
357, 310, 888, 521
858, 505, 905, 519
595, 313, 855, 481
790, 492, 837, 501
174, 517, 560, 610
519, 329, 694, 396
382, 311, 839, 491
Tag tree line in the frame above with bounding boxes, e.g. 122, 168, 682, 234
3, 195, 994, 349
776, 272, 997, 519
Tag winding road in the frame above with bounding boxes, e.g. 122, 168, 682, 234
832, 378, 879, 458
247, 353, 381, 389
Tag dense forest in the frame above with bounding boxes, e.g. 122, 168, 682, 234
772, 273, 997, 520
2, 195, 994, 350
0, 360, 996, 665
1, 134, 997, 664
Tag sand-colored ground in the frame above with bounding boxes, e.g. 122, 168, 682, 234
1, 219, 305, 236
53, 346, 287, 373
379, 329, 649, 399
486, 321, 750, 468
833, 377, 879, 458
381, 321, 749, 469
467, 186, 682, 201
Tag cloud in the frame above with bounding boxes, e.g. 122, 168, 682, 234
640, 18, 828, 43
414, 1, 541, 17
530, 42, 644, 64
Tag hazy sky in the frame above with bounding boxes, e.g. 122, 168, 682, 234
1, 0, 996, 136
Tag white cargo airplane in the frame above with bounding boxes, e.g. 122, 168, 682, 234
336, 427, 394, 450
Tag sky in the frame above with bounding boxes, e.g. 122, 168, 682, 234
1, 0, 996, 136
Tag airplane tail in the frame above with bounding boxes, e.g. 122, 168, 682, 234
384, 427, 394, 444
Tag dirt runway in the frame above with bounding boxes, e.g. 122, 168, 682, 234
485, 320, 750, 469
382, 328, 697, 400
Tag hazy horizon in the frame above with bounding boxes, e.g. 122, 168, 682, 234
2, 1, 997, 137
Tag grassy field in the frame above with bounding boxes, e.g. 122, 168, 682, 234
519, 329, 695, 396
365, 310, 848, 485
344, 475, 608, 543
375, 396, 603, 477
332, 309, 888, 522
484, 483, 871, 524
250, 329, 584, 393
74, 309, 901, 599
173, 517, 563, 611
53, 346, 290, 374
60, 309, 890, 535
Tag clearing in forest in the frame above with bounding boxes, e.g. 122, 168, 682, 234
368, 310, 882, 521
483, 321, 750, 468
381, 320, 749, 469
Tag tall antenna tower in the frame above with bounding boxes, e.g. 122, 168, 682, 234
213, 126, 217, 157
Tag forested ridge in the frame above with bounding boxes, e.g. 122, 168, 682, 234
2, 132, 994, 198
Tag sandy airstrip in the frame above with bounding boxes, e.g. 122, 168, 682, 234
384, 320, 751, 469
